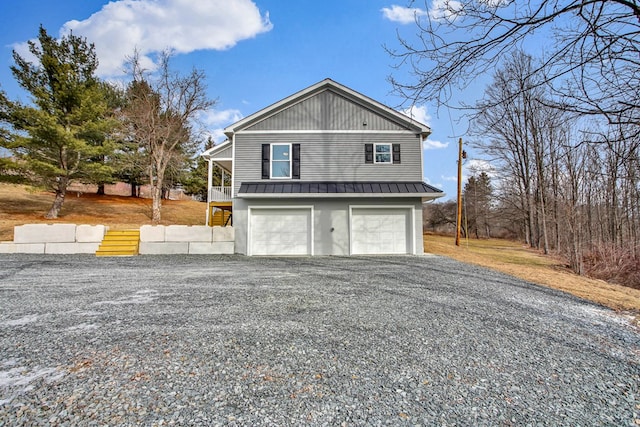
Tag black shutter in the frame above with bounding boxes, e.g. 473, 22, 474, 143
365, 143, 373, 163
261, 144, 270, 179
292, 143, 300, 179
392, 144, 401, 164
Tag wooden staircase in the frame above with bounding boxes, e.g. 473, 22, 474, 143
210, 209, 232, 227
208, 202, 232, 227
96, 229, 140, 257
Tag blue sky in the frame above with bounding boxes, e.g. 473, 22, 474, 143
0, 0, 488, 200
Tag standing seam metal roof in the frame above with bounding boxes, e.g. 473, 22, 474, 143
238, 181, 443, 195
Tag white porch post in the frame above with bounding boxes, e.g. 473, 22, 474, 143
206, 158, 213, 226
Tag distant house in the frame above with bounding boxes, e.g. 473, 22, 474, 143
202, 79, 443, 256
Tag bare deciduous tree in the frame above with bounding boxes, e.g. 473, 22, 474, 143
389, 0, 640, 133
473, 51, 577, 255
122, 52, 215, 223
423, 200, 457, 233
471, 50, 640, 285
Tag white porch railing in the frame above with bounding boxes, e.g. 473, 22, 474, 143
209, 186, 232, 202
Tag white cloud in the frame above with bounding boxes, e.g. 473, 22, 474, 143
429, 0, 464, 22
381, 5, 429, 24
10, 41, 38, 67
464, 159, 496, 178
480, 0, 509, 7
200, 108, 243, 127
423, 139, 449, 150
402, 105, 445, 149
199, 108, 244, 143
56, 0, 272, 77
402, 105, 431, 126
424, 176, 444, 190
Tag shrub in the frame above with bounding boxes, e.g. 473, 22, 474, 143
583, 244, 640, 290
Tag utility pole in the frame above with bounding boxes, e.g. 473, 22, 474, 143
455, 138, 466, 246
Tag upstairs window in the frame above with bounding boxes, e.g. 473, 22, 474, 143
271, 143, 291, 178
374, 143, 392, 164
262, 143, 300, 180
365, 143, 401, 164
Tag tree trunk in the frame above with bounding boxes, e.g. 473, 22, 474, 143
538, 187, 550, 255
151, 166, 164, 223
97, 184, 105, 195
151, 185, 162, 223
45, 177, 69, 219
527, 192, 536, 248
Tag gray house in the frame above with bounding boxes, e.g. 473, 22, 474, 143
202, 79, 443, 256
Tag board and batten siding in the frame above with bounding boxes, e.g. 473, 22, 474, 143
245, 90, 409, 132
232, 132, 423, 196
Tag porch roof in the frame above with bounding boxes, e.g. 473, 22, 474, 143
201, 139, 232, 173
238, 181, 444, 200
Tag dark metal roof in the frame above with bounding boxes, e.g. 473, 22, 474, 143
238, 181, 443, 196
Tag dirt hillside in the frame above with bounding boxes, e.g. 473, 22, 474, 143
0, 183, 204, 241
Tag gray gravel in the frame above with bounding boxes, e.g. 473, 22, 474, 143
0, 254, 638, 426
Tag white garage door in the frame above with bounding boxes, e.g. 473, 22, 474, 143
351, 207, 411, 255
249, 208, 312, 256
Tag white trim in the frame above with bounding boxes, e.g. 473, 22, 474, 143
208, 157, 233, 176
348, 205, 415, 255
231, 134, 236, 198
236, 130, 418, 135
238, 192, 442, 199
270, 143, 292, 179
201, 139, 232, 159
247, 206, 314, 256
205, 158, 213, 225
374, 143, 393, 164
421, 140, 425, 185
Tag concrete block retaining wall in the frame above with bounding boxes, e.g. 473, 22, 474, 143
0, 224, 105, 254
139, 225, 234, 254
0, 224, 235, 255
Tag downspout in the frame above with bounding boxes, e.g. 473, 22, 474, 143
230, 133, 236, 201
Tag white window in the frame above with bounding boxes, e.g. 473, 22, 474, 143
374, 143, 392, 164
271, 143, 291, 178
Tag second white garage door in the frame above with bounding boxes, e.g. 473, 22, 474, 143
350, 207, 412, 255
249, 208, 313, 256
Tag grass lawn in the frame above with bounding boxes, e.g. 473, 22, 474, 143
425, 233, 640, 319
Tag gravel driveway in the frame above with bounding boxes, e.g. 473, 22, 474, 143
0, 254, 638, 426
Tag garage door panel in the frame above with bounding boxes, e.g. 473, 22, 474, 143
351, 208, 410, 255
250, 208, 312, 256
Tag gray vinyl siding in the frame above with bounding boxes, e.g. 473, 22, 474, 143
211, 144, 232, 159
233, 132, 422, 196
233, 197, 423, 255
246, 90, 410, 132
